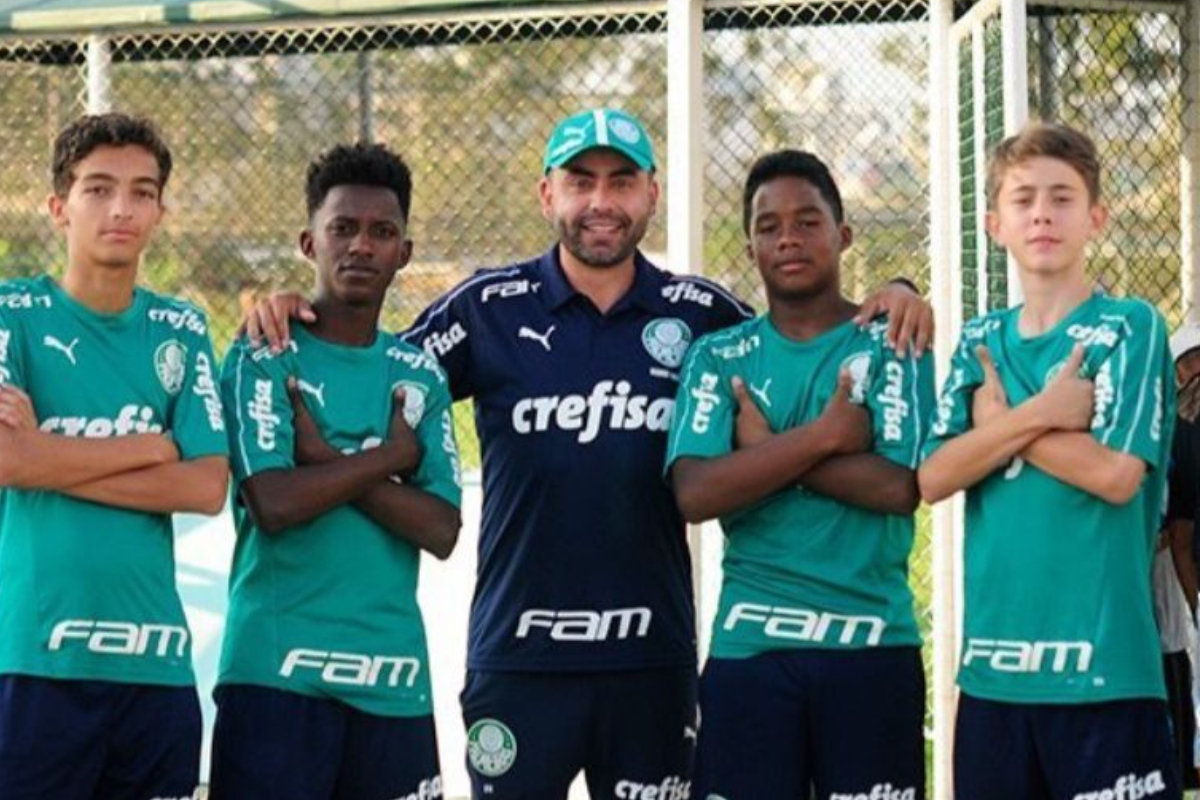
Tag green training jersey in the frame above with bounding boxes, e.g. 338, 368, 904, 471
923, 292, 1174, 703
0, 275, 228, 686
666, 315, 934, 658
218, 325, 462, 717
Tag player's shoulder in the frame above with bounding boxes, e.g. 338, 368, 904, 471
402, 264, 535, 352
442, 262, 537, 309
0, 275, 55, 315
140, 288, 213, 342
220, 334, 293, 377
1090, 293, 1165, 335
658, 269, 754, 322
0, 275, 48, 295
958, 307, 1011, 346
688, 315, 764, 365
854, 314, 891, 347
383, 336, 450, 388
850, 316, 932, 370
845, 317, 902, 374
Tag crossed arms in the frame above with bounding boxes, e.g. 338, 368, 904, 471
0, 384, 228, 515
672, 340, 1146, 523
672, 372, 921, 523
238, 380, 461, 560
917, 344, 1145, 505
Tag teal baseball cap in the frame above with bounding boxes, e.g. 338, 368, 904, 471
543, 108, 657, 173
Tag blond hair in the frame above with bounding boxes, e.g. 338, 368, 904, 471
986, 122, 1101, 206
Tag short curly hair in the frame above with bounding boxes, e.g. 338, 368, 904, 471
305, 143, 413, 221
51, 113, 172, 198
742, 149, 844, 234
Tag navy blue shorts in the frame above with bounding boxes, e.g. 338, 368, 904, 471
695, 647, 926, 800
460, 667, 696, 800
0, 674, 201, 800
209, 684, 440, 800
955, 692, 1181, 800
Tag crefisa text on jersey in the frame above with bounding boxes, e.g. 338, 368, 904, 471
512, 380, 673, 444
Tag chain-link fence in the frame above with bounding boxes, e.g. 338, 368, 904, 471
953, 1, 1186, 322
1031, 6, 1185, 319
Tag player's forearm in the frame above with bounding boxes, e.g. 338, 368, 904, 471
0, 429, 177, 490
240, 445, 410, 534
1021, 432, 1145, 505
672, 423, 840, 523
918, 401, 1049, 503
62, 456, 229, 515
800, 454, 920, 515
354, 482, 461, 560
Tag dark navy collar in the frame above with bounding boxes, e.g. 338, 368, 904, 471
535, 245, 670, 315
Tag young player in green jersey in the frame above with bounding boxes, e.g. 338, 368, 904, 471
920, 123, 1179, 799
666, 150, 933, 799
211, 143, 461, 800
0, 113, 230, 800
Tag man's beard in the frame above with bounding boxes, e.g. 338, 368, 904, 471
556, 212, 648, 269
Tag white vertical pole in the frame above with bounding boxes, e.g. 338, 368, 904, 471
999, 0, 1029, 132
949, 25, 966, 336
666, 0, 717, 659
666, 0, 705, 280
86, 34, 113, 113
972, 26, 989, 316
928, 2, 959, 799
1001, 0, 1029, 306
1182, 0, 1200, 322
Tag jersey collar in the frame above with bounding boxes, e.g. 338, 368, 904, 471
537, 245, 671, 316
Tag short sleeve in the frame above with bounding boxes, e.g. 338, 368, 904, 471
168, 322, 230, 461
664, 340, 735, 472
1092, 302, 1174, 469
406, 365, 462, 509
921, 330, 985, 461
0, 305, 25, 389
869, 347, 936, 469
219, 340, 296, 482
